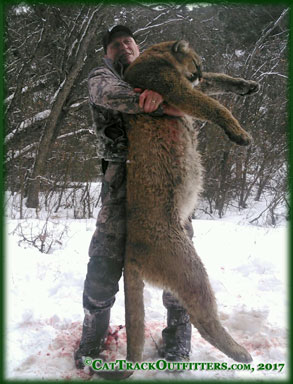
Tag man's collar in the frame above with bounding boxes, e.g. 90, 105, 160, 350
103, 57, 125, 78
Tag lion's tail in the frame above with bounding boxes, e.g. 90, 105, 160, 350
95, 263, 144, 381
155, 231, 253, 364
124, 262, 145, 363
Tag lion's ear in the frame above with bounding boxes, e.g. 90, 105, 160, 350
172, 40, 190, 54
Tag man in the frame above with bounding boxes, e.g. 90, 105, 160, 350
74, 25, 193, 369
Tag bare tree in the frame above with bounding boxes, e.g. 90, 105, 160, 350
25, 5, 104, 207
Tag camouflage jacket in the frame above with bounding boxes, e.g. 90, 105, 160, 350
88, 58, 163, 162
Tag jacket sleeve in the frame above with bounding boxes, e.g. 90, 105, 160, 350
88, 67, 164, 116
88, 67, 145, 114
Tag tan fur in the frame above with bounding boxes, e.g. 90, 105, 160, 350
125, 40, 255, 145
98, 41, 257, 380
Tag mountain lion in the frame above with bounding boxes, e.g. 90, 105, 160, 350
98, 40, 258, 379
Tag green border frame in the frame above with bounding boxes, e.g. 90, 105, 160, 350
0, 1, 291, 384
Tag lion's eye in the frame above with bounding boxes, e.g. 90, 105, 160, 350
192, 60, 202, 81
188, 73, 199, 82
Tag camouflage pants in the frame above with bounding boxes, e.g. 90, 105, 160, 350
82, 161, 192, 358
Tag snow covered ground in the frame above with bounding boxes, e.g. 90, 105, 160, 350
5, 192, 289, 381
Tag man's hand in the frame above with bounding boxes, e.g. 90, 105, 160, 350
134, 88, 163, 113
134, 88, 185, 116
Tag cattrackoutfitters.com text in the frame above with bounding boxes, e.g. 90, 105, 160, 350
83, 358, 285, 373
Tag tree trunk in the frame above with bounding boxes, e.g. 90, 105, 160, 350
215, 150, 230, 218
26, 5, 102, 208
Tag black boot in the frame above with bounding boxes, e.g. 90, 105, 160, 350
160, 292, 191, 361
74, 309, 110, 369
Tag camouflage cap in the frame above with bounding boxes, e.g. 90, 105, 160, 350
103, 25, 135, 53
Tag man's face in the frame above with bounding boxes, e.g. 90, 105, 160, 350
106, 33, 140, 66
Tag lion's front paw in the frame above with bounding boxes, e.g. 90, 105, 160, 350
224, 125, 252, 146
231, 130, 252, 146
237, 80, 260, 96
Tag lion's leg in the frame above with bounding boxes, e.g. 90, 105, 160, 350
197, 72, 259, 96
146, 234, 252, 363
127, 67, 251, 146
166, 82, 251, 146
